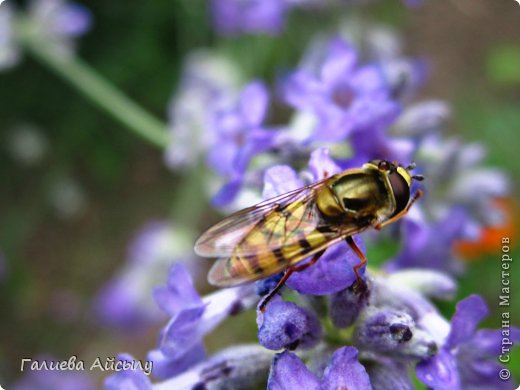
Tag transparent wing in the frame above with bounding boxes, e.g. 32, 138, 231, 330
195, 179, 328, 258
207, 221, 368, 287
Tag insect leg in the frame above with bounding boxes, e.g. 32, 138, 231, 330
259, 250, 325, 312
345, 236, 367, 292
375, 189, 423, 230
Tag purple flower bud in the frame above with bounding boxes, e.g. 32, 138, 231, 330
354, 307, 437, 359
330, 283, 370, 328
257, 296, 321, 350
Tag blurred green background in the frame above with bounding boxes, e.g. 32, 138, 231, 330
0, 0, 519, 387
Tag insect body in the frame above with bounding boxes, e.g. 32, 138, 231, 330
195, 160, 423, 311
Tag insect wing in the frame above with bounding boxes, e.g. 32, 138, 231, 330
195, 181, 325, 258
206, 188, 371, 287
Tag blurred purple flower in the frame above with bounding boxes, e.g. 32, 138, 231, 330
149, 263, 258, 379
210, 0, 288, 36
268, 347, 372, 390
418, 135, 509, 227
94, 221, 194, 330
387, 208, 470, 273
104, 354, 152, 390
165, 50, 242, 169
0, 4, 20, 70
151, 345, 274, 389
12, 356, 94, 390
256, 295, 321, 350
417, 294, 520, 390
350, 126, 415, 168
281, 38, 400, 142
210, 81, 282, 206
28, 0, 92, 57
393, 100, 451, 137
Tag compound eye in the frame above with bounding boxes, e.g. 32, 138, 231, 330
378, 160, 391, 171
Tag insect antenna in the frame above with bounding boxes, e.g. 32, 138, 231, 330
412, 174, 424, 181
406, 162, 417, 170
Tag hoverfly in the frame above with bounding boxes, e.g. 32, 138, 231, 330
195, 160, 424, 311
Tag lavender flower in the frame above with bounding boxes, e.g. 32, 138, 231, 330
417, 294, 520, 390
104, 354, 152, 390
27, 0, 92, 57
209, 81, 282, 206
210, 0, 288, 36
165, 50, 243, 169
282, 38, 400, 143
268, 347, 372, 390
257, 295, 322, 350
153, 345, 275, 389
148, 263, 258, 380
108, 21, 514, 390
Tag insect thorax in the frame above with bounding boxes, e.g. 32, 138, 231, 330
316, 170, 395, 221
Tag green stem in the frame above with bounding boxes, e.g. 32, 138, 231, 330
17, 17, 169, 149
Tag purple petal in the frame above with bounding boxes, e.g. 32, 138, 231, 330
462, 327, 520, 358
267, 351, 320, 390
263, 165, 303, 199
104, 354, 152, 390
367, 360, 414, 390
446, 294, 488, 349
459, 359, 516, 390
416, 349, 461, 390
153, 264, 203, 316
308, 148, 342, 181
207, 138, 238, 176
350, 65, 386, 94
211, 0, 287, 36
160, 306, 206, 358
321, 39, 357, 87
54, 3, 92, 37
239, 81, 269, 126
212, 177, 243, 207
320, 346, 372, 390
257, 296, 321, 350
147, 343, 205, 380
286, 237, 366, 295
282, 70, 327, 112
